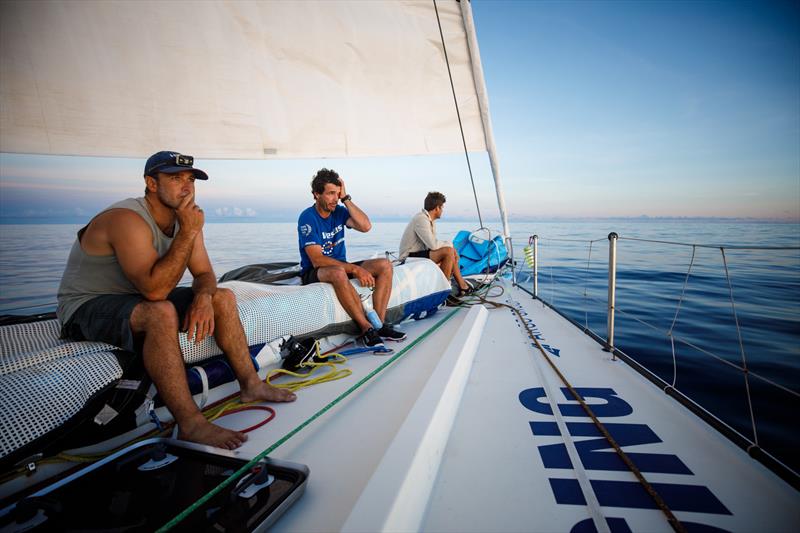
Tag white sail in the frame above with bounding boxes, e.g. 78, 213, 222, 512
0, 0, 486, 160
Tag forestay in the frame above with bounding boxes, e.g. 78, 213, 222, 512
0, 0, 485, 160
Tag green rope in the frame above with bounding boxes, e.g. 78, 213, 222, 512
157, 308, 460, 531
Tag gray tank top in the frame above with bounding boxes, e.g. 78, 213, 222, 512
57, 197, 178, 325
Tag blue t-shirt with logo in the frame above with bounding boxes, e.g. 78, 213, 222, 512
298, 205, 350, 272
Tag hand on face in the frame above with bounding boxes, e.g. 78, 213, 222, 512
338, 178, 347, 199
176, 192, 205, 235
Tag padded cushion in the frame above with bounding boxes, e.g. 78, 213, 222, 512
0, 259, 450, 460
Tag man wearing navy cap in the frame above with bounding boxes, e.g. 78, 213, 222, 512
57, 151, 295, 450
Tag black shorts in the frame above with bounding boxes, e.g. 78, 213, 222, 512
408, 250, 431, 259
301, 260, 365, 286
60, 287, 195, 353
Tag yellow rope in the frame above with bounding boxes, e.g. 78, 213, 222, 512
6, 343, 352, 479
266, 342, 351, 392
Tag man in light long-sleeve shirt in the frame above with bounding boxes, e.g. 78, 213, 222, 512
398, 192, 471, 296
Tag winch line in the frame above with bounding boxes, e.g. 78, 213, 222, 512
157, 308, 460, 531
460, 278, 687, 533
513, 302, 610, 533
497, 297, 687, 533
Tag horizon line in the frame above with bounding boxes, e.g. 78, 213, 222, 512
1, 215, 798, 225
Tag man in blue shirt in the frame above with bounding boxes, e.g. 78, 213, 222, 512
298, 168, 405, 347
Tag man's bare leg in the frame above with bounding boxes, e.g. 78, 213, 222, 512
430, 248, 455, 280
360, 258, 392, 321
430, 247, 468, 290
450, 248, 469, 290
318, 266, 372, 332
211, 288, 296, 404
131, 300, 246, 450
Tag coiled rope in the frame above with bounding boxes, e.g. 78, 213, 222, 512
1, 358, 337, 481
267, 341, 352, 392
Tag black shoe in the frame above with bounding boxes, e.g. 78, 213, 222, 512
445, 294, 463, 307
378, 324, 407, 341
457, 283, 479, 297
356, 328, 385, 349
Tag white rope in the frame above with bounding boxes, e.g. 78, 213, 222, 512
720, 247, 759, 445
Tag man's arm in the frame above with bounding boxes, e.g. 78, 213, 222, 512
305, 244, 375, 287
110, 198, 203, 301
183, 231, 218, 343
413, 213, 439, 250
338, 178, 371, 232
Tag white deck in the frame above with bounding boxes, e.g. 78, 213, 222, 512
203, 281, 798, 532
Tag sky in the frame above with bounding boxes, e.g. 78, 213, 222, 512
1, 0, 798, 222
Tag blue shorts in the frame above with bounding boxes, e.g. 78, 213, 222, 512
60, 287, 194, 353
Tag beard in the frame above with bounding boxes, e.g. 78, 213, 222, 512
317, 199, 336, 213
156, 188, 191, 210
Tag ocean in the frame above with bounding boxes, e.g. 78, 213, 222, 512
1, 219, 798, 472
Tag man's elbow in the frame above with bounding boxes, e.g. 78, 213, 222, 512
361, 220, 372, 232
141, 288, 169, 301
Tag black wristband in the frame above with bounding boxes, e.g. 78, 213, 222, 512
341, 194, 352, 203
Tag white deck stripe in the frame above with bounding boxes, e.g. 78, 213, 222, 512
341, 305, 488, 532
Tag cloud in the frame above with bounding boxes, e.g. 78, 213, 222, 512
212, 206, 258, 217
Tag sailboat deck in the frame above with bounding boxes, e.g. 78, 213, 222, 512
206, 280, 798, 532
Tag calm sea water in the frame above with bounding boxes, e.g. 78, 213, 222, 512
1, 220, 798, 471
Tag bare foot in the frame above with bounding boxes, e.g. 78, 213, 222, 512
178, 416, 248, 450
241, 380, 297, 404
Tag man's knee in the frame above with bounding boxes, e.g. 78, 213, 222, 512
132, 300, 179, 332
212, 287, 237, 311
439, 247, 455, 263
377, 258, 392, 275
321, 266, 349, 285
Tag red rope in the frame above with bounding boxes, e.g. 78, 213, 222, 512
217, 405, 276, 433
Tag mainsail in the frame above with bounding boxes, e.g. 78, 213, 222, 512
0, 0, 510, 239
1, 0, 486, 160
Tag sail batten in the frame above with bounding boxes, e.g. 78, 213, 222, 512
0, 0, 487, 160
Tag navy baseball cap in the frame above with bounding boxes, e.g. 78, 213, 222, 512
144, 151, 209, 180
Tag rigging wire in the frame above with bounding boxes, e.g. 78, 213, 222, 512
433, 0, 483, 229
583, 240, 594, 330
533, 234, 800, 400
720, 247, 759, 445
667, 244, 697, 387
620, 235, 800, 250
